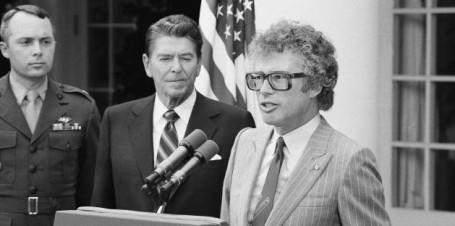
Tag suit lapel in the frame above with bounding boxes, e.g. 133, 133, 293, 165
129, 95, 155, 178
166, 93, 218, 203
240, 127, 274, 223
185, 93, 217, 139
32, 81, 67, 143
0, 75, 32, 138
266, 118, 334, 225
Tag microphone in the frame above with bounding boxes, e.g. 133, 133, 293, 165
143, 129, 207, 188
158, 140, 219, 192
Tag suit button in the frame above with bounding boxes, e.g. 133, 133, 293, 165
29, 164, 37, 173
57, 93, 63, 100
29, 145, 37, 153
66, 142, 71, 150
29, 186, 38, 194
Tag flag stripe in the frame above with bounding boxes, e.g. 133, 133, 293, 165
235, 86, 246, 109
201, 32, 236, 105
198, 0, 255, 109
205, 0, 218, 15
200, 0, 237, 103
200, 1, 237, 93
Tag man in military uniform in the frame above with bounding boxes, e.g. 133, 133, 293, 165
0, 5, 100, 225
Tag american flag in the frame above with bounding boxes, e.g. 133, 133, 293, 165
197, 0, 258, 114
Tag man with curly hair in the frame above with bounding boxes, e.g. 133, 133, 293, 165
221, 20, 391, 226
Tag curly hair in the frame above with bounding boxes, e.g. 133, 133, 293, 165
248, 20, 338, 111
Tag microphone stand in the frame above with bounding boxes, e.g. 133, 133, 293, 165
141, 140, 218, 211
141, 181, 173, 212
141, 156, 190, 211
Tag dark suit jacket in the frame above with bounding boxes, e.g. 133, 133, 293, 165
0, 75, 100, 226
91, 92, 255, 217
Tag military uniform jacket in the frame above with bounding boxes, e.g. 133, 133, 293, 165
0, 75, 100, 225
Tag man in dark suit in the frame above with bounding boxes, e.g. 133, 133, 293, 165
91, 14, 255, 218
0, 5, 100, 226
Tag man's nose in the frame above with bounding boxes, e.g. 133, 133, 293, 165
170, 58, 183, 72
32, 41, 43, 56
259, 79, 274, 94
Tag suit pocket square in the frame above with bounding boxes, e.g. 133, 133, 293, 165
210, 154, 222, 161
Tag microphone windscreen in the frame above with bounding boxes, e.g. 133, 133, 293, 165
180, 129, 207, 150
197, 140, 219, 161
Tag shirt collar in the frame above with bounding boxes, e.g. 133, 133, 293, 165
153, 90, 197, 125
9, 74, 48, 105
272, 114, 321, 158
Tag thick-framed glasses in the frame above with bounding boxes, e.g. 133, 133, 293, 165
246, 71, 307, 91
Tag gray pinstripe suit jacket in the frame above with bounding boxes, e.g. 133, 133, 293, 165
221, 117, 391, 226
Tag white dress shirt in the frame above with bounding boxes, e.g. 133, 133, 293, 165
248, 114, 321, 220
152, 90, 197, 165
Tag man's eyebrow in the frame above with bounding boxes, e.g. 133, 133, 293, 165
156, 52, 195, 57
179, 52, 194, 57
15, 37, 33, 41
156, 53, 173, 57
13, 36, 52, 42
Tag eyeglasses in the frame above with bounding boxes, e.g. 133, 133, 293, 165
246, 71, 307, 91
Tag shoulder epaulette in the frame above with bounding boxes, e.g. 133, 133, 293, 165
58, 83, 94, 102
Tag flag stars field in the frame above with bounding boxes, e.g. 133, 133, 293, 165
227, 4, 233, 16
235, 9, 244, 22
217, 5, 224, 17
224, 25, 232, 39
197, 0, 256, 109
243, 0, 253, 11
234, 30, 241, 41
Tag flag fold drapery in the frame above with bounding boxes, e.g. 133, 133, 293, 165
196, 0, 256, 112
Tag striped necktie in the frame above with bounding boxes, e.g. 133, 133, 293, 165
252, 136, 285, 226
157, 110, 179, 164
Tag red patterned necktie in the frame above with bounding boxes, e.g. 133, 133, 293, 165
252, 136, 285, 226
157, 110, 179, 164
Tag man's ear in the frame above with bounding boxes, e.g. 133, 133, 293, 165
196, 58, 202, 77
308, 85, 322, 98
142, 53, 152, 78
0, 41, 10, 59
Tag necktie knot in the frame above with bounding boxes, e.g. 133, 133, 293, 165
26, 90, 39, 103
157, 110, 179, 164
163, 110, 179, 123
